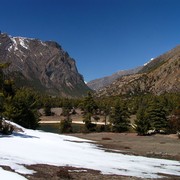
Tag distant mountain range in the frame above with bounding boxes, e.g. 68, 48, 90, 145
93, 45, 180, 97
87, 66, 142, 90
1, 32, 179, 98
0, 33, 90, 97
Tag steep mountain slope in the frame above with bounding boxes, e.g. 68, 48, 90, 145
96, 45, 180, 97
87, 66, 142, 90
0, 33, 90, 97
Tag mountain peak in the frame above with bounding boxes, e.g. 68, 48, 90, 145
0, 33, 90, 97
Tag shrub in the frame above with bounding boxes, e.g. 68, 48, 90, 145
83, 113, 97, 132
1, 123, 14, 135
135, 108, 151, 136
0, 120, 14, 135
59, 117, 72, 133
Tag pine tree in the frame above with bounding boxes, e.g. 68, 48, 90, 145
59, 107, 72, 133
4, 88, 40, 129
146, 100, 168, 132
110, 100, 130, 132
83, 92, 97, 114
0, 62, 12, 116
135, 106, 151, 135
99, 101, 110, 127
42, 96, 53, 116
61, 99, 72, 116
82, 92, 98, 131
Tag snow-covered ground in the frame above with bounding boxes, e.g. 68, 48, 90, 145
0, 122, 180, 179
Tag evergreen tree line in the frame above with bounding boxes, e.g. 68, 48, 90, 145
1, 62, 180, 136
0, 63, 40, 133
57, 92, 180, 135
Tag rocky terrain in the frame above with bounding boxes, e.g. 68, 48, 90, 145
96, 45, 180, 97
0, 33, 90, 97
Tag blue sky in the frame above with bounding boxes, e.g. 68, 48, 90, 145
1, 0, 180, 82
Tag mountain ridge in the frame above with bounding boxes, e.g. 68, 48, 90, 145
87, 66, 142, 90
95, 45, 180, 97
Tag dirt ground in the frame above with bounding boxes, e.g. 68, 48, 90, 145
40, 108, 180, 161
24, 164, 143, 180
70, 132, 180, 161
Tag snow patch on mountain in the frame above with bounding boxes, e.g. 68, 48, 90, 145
8, 36, 33, 51
0, 32, 90, 97
40, 41, 47, 46
144, 58, 154, 66
19, 38, 29, 49
9, 38, 18, 51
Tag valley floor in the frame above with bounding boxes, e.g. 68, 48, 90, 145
39, 108, 180, 161
34, 109, 180, 179
70, 132, 180, 161
24, 132, 180, 180
1, 130, 180, 180
22, 132, 180, 180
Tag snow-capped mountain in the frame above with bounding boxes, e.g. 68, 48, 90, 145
0, 33, 90, 97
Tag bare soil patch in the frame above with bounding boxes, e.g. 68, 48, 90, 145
24, 164, 146, 180
1, 163, 179, 180
70, 132, 180, 161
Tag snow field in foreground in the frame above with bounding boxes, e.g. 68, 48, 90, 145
0, 125, 180, 179
0, 167, 27, 180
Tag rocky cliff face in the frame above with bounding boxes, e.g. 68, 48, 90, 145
0, 33, 90, 97
87, 66, 142, 91
96, 45, 180, 97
